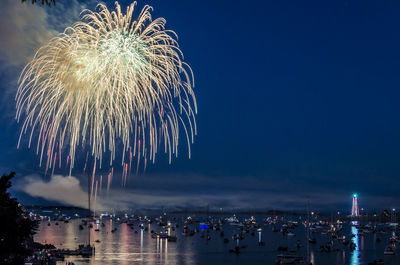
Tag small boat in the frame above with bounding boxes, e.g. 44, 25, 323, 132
168, 235, 177, 242
320, 243, 335, 252
369, 259, 384, 265
78, 244, 94, 256
159, 232, 168, 239
277, 246, 288, 251
276, 257, 295, 264
228, 246, 240, 254
384, 245, 395, 255
308, 238, 316, 244
276, 254, 303, 264
287, 232, 296, 237
390, 232, 398, 243
226, 215, 240, 224
296, 241, 301, 248
350, 242, 356, 250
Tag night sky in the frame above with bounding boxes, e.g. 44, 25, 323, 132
2, 0, 400, 212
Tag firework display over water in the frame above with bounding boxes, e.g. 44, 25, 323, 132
2, 1, 400, 265
0, 0, 399, 215
16, 2, 197, 180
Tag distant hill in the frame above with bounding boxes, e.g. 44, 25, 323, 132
170, 209, 305, 216
23, 205, 86, 211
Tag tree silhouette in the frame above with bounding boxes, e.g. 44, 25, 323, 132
0, 172, 38, 265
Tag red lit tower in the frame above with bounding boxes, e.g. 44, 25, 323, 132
351, 193, 359, 216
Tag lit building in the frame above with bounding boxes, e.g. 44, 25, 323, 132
351, 193, 360, 216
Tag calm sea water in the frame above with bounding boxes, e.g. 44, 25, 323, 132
34, 215, 399, 265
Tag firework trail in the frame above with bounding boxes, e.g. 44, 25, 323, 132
90, 172, 95, 200
94, 180, 98, 217
144, 157, 147, 174
107, 173, 111, 195
58, 139, 61, 168
99, 175, 103, 195
136, 140, 141, 175
83, 152, 88, 174
121, 163, 129, 188
124, 164, 126, 188
106, 170, 112, 195
136, 156, 140, 175
129, 147, 132, 177
51, 152, 56, 176
16, 1, 197, 175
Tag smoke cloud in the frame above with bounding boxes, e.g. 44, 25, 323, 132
22, 174, 89, 209
16, 173, 378, 212
0, 0, 96, 69
0, 0, 99, 117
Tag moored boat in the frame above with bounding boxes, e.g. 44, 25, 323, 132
384, 245, 395, 255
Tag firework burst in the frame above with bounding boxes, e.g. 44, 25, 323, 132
16, 1, 197, 175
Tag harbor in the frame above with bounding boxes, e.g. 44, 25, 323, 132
2, 1, 400, 265
27, 211, 400, 265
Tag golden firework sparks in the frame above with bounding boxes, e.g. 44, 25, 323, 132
16, 1, 197, 175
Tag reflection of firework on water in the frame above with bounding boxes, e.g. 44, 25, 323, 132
16, 1, 197, 176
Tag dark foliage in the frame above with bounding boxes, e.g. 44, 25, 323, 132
21, 0, 56, 7
0, 172, 39, 265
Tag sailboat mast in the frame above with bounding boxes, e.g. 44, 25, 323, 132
88, 170, 91, 246
306, 198, 310, 264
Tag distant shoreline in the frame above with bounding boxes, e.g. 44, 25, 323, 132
23, 205, 87, 211
170, 210, 304, 216
23, 205, 304, 216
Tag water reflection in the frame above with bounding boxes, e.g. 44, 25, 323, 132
310, 249, 315, 265
120, 222, 129, 265
140, 230, 143, 249
351, 225, 360, 265
34, 219, 196, 265
34, 217, 396, 265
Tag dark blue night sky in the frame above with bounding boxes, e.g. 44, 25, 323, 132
2, 0, 400, 212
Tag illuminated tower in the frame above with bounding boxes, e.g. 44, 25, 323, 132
351, 193, 359, 217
